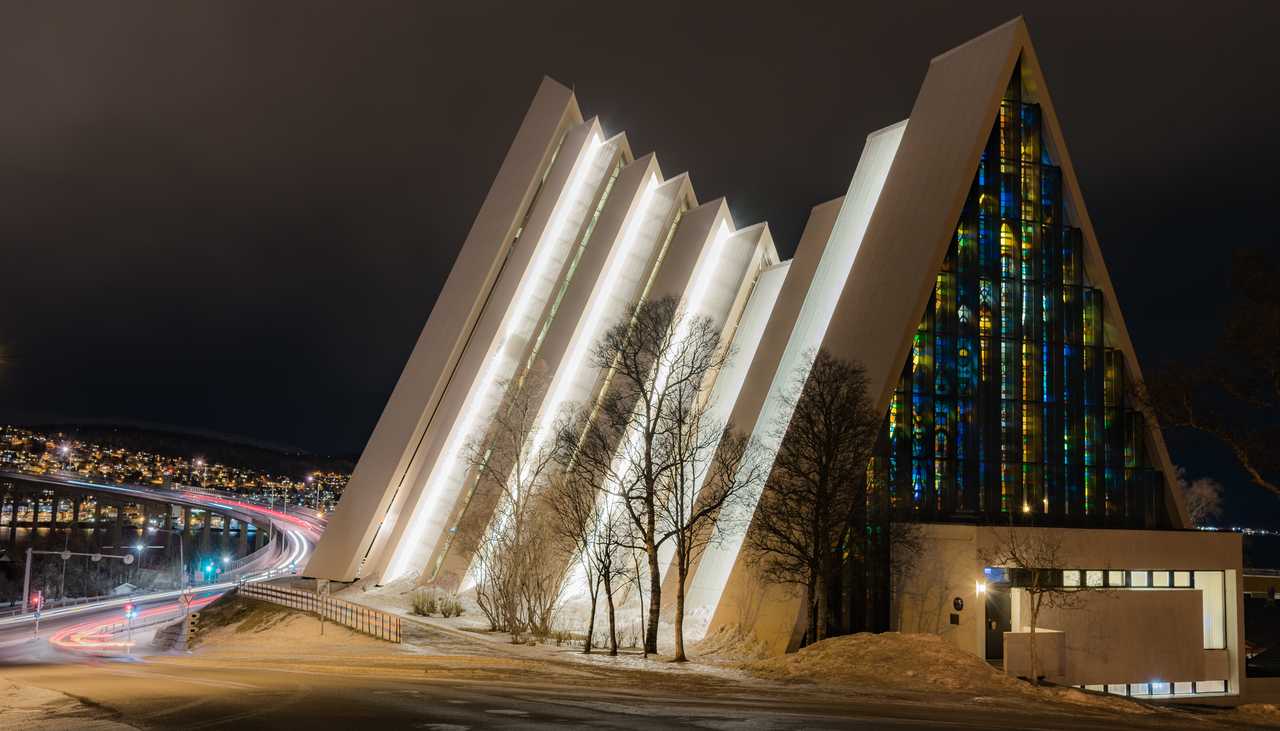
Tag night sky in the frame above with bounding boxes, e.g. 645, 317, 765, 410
2, 3, 1277, 524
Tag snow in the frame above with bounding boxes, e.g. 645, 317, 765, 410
743, 631, 1020, 693
740, 632, 1155, 714
0, 680, 133, 730
191, 594, 408, 657
690, 624, 770, 662
1230, 704, 1280, 726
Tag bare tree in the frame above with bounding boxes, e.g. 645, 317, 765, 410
466, 375, 569, 643
658, 426, 763, 661
1176, 467, 1224, 527
1141, 249, 1279, 498
980, 526, 1099, 685
745, 350, 882, 641
562, 296, 733, 656
544, 471, 628, 654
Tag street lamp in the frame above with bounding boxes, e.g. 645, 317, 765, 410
307, 474, 320, 513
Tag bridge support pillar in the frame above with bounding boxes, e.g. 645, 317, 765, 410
24, 493, 35, 546
5, 493, 15, 547
200, 511, 212, 553
238, 518, 249, 555
112, 504, 123, 548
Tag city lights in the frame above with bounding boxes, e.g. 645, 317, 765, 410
0, 425, 347, 513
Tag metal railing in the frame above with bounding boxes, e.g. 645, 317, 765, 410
237, 583, 401, 643
0, 593, 116, 618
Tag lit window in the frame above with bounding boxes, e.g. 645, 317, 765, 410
1173, 571, 1192, 588
1130, 684, 1150, 696
1196, 680, 1226, 694
1195, 571, 1226, 650
1153, 572, 1171, 588
1151, 682, 1171, 695
1106, 684, 1127, 696
1174, 682, 1194, 695
1130, 571, 1149, 588
1086, 570, 1104, 588
1063, 570, 1081, 587
1107, 570, 1125, 587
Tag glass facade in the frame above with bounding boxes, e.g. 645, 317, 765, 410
873, 61, 1168, 529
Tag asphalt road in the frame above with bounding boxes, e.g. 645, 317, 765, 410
0, 590, 1243, 730
1, 640, 1240, 731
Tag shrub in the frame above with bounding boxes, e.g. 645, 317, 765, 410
411, 587, 464, 618
410, 588, 437, 616
438, 592, 464, 618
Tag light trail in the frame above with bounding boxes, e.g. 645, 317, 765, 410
0, 479, 321, 659
48, 593, 221, 655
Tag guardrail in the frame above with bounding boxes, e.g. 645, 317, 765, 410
0, 593, 116, 618
237, 583, 401, 643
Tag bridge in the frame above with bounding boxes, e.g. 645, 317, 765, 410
0, 471, 323, 658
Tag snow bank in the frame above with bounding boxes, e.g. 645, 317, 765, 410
1231, 704, 1280, 726
743, 632, 1020, 693
741, 632, 1156, 715
690, 624, 770, 662
191, 595, 401, 656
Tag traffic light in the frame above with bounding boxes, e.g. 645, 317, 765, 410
123, 602, 137, 620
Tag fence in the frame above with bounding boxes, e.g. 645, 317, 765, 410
237, 582, 401, 643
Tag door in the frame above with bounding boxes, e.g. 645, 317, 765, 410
984, 584, 1011, 660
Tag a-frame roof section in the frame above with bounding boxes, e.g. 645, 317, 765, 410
820, 16, 1191, 527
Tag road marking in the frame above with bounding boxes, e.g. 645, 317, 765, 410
105, 667, 258, 690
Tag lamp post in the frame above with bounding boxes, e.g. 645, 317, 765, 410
22, 547, 135, 622
147, 525, 190, 634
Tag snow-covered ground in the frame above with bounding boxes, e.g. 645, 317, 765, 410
739, 631, 1161, 715
0, 680, 133, 730
254, 585, 1268, 726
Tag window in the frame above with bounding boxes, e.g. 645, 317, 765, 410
1063, 570, 1081, 587
1153, 571, 1170, 587
1174, 571, 1192, 588
1130, 571, 1149, 587
1086, 570, 1104, 588
1151, 682, 1171, 695
1107, 570, 1125, 587
1195, 571, 1226, 650
1174, 682, 1194, 695
1196, 680, 1226, 694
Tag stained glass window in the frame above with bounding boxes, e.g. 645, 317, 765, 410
876, 60, 1167, 528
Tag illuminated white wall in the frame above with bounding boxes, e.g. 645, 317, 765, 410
688, 121, 907, 633
378, 127, 617, 583
450, 166, 690, 590
666, 259, 788, 637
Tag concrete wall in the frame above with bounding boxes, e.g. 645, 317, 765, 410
1022, 588, 1204, 686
